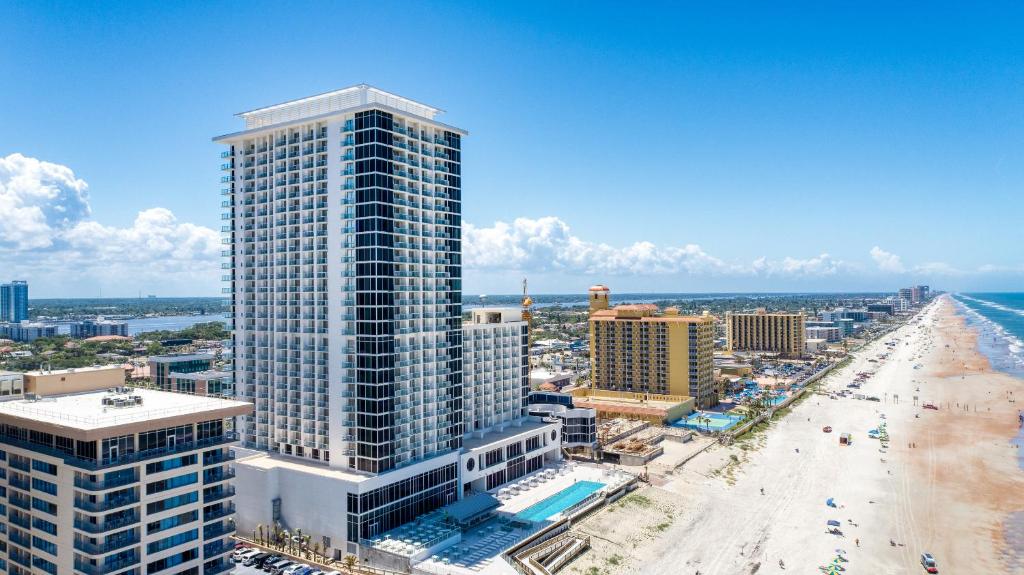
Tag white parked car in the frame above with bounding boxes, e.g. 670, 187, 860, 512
233, 548, 259, 563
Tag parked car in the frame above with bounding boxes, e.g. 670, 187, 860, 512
270, 562, 296, 575
923, 403, 938, 410
233, 548, 259, 563
256, 555, 282, 569
264, 558, 293, 573
245, 553, 271, 567
283, 565, 310, 575
920, 552, 938, 573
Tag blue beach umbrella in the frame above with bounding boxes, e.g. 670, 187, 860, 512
826, 498, 835, 507
827, 519, 841, 527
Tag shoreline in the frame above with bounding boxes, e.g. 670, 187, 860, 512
932, 295, 1024, 570
564, 296, 1024, 574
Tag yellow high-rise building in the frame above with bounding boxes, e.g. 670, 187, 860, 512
725, 309, 806, 357
588, 287, 716, 409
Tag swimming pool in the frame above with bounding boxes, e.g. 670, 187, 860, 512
671, 411, 744, 431
515, 481, 605, 522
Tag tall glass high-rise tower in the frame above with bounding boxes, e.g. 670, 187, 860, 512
0, 280, 28, 323
215, 85, 465, 474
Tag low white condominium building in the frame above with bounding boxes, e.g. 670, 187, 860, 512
462, 308, 528, 434
0, 387, 250, 575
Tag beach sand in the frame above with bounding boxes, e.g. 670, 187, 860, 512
565, 295, 1024, 574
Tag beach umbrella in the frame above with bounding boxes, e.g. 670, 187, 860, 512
827, 519, 841, 527
826, 498, 835, 507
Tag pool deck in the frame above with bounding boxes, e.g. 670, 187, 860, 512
414, 463, 632, 575
672, 411, 744, 431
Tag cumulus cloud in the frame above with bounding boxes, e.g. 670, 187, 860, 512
752, 253, 847, 277
912, 261, 964, 276
465, 216, 848, 278
0, 153, 91, 249
0, 154, 220, 294
869, 246, 906, 273
465, 217, 738, 276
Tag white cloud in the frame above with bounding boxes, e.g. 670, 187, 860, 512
975, 263, 1024, 274
0, 153, 91, 249
752, 253, 847, 277
0, 154, 220, 295
464, 217, 738, 276
912, 262, 964, 276
465, 216, 848, 278
869, 246, 906, 273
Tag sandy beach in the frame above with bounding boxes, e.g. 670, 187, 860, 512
566, 295, 1024, 575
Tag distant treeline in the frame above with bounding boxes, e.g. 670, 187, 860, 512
476, 292, 892, 313
29, 297, 229, 319
135, 322, 229, 342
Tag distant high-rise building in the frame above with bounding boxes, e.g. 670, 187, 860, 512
0, 280, 28, 323
915, 285, 930, 302
899, 287, 916, 304
70, 318, 129, 338
589, 286, 716, 408
725, 309, 806, 357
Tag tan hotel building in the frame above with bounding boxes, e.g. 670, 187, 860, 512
587, 286, 717, 409
725, 309, 806, 357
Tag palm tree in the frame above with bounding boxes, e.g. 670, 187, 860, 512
257, 524, 265, 545
342, 554, 358, 573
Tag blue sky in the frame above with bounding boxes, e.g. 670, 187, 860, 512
1, 1, 1022, 297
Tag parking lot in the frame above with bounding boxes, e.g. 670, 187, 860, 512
231, 552, 342, 575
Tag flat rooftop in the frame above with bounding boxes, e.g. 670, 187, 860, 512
0, 388, 251, 431
462, 419, 554, 451
234, 447, 375, 484
23, 364, 124, 376
149, 353, 214, 363
169, 370, 231, 381
216, 84, 468, 137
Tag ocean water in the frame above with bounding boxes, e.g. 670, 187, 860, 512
951, 293, 1024, 379
950, 293, 1024, 472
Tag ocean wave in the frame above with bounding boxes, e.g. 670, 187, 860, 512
957, 294, 1024, 317
952, 296, 1024, 376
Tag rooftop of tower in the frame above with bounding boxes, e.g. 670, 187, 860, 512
222, 84, 466, 134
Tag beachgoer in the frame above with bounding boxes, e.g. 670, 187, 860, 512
760, 487, 764, 495
855, 538, 860, 547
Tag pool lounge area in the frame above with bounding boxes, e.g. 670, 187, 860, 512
671, 411, 745, 432
412, 463, 633, 574
514, 480, 605, 522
